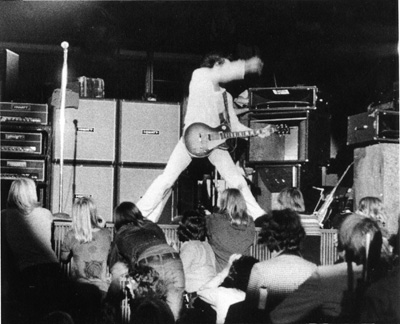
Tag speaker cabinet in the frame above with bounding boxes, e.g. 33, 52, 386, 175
119, 101, 181, 164
254, 164, 301, 212
53, 99, 117, 162
117, 166, 176, 224
248, 110, 330, 164
51, 163, 115, 222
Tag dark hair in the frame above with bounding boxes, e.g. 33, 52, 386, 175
258, 209, 305, 253
221, 256, 259, 292
114, 201, 144, 231
128, 264, 167, 301
177, 210, 206, 242
200, 52, 226, 68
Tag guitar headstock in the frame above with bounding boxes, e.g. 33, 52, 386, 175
272, 123, 291, 135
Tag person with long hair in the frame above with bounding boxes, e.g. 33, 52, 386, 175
107, 201, 185, 321
206, 188, 256, 272
60, 197, 112, 295
357, 196, 392, 260
1, 178, 61, 320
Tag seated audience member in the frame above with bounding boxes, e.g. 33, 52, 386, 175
269, 213, 384, 324
360, 222, 400, 324
206, 188, 256, 273
108, 201, 185, 321
357, 196, 393, 259
196, 254, 259, 324
277, 187, 321, 265
177, 210, 217, 297
1, 178, 62, 320
247, 209, 317, 312
60, 197, 112, 297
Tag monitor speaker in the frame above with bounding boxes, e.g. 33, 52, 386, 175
254, 164, 301, 212
53, 99, 117, 162
119, 101, 181, 164
51, 163, 115, 222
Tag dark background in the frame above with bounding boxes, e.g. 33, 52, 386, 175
1, 0, 398, 174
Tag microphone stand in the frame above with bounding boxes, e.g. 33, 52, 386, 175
54, 41, 70, 219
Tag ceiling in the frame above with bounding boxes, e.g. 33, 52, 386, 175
0, 1, 398, 151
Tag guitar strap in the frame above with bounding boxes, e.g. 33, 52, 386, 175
217, 91, 231, 151
222, 90, 231, 125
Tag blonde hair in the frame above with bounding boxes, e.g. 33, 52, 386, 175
72, 197, 100, 243
357, 196, 387, 225
277, 187, 305, 212
7, 178, 39, 214
219, 188, 249, 226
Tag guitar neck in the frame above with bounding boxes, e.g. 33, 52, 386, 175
213, 129, 262, 140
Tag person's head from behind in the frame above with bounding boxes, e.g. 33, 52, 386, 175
357, 196, 387, 224
7, 178, 39, 214
129, 297, 174, 324
258, 208, 306, 253
219, 188, 250, 226
177, 209, 206, 242
114, 201, 144, 231
72, 196, 100, 243
222, 255, 259, 292
338, 213, 382, 266
277, 187, 305, 212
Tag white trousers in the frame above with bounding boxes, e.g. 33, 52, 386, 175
136, 138, 265, 222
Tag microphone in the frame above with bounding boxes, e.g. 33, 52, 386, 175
312, 186, 324, 191
61, 41, 69, 49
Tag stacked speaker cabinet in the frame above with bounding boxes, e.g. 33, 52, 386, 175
1, 102, 51, 209
247, 108, 329, 213
51, 99, 117, 221
117, 100, 181, 223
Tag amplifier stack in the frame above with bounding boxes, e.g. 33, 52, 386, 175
0, 102, 51, 209
243, 86, 330, 213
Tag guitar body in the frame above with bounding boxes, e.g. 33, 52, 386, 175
184, 123, 230, 158
184, 122, 289, 158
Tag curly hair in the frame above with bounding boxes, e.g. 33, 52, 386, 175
221, 255, 259, 292
127, 265, 167, 301
258, 209, 305, 253
177, 210, 206, 242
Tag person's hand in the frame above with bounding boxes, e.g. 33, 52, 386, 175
257, 124, 275, 138
245, 57, 264, 75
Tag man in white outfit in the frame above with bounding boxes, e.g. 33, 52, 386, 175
137, 53, 270, 222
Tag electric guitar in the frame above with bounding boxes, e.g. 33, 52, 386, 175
184, 122, 290, 158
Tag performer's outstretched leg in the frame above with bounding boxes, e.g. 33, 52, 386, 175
137, 139, 192, 222
209, 149, 265, 219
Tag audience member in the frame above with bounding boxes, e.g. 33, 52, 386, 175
107, 201, 185, 321
206, 188, 256, 272
226, 209, 316, 323
1, 178, 62, 320
248, 209, 317, 312
39, 311, 75, 324
197, 254, 258, 324
357, 196, 393, 259
273, 187, 321, 265
60, 197, 112, 296
360, 221, 400, 324
269, 213, 384, 324
178, 210, 217, 295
